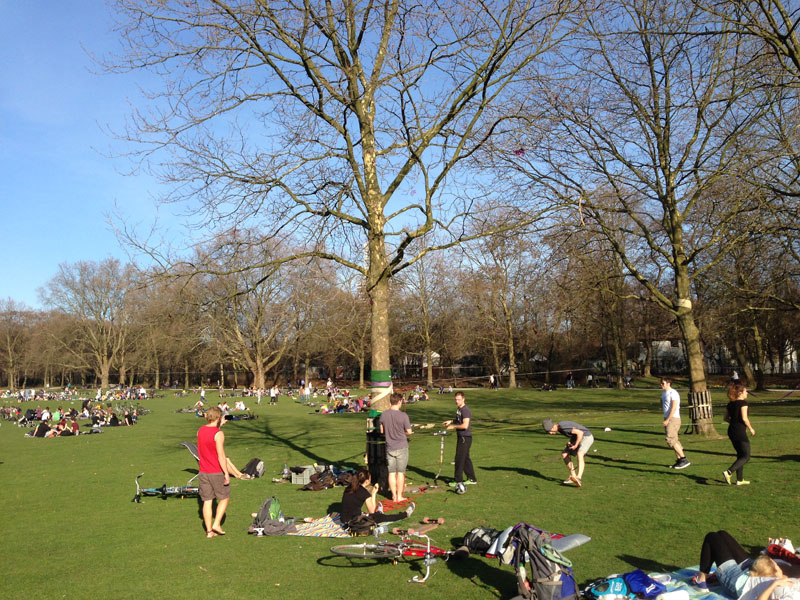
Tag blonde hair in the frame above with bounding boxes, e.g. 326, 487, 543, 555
750, 555, 780, 577
205, 406, 222, 424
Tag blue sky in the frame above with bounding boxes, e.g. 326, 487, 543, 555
0, 1, 172, 308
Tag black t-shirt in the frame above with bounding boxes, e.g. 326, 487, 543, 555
726, 400, 749, 442
340, 486, 370, 524
455, 405, 472, 437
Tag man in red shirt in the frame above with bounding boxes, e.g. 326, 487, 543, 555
197, 406, 231, 538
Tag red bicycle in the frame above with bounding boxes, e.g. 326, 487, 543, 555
330, 531, 451, 583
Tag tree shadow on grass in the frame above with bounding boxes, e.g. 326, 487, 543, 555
481, 464, 563, 484
617, 554, 681, 573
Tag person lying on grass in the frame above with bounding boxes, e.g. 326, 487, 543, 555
693, 530, 800, 600
339, 469, 415, 531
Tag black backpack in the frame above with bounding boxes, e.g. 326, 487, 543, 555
508, 524, 579, 600
241, 458, 265, 478
462, 527, 501, 554
345, 513, 377, 536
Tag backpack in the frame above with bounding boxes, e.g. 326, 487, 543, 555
345, 513, 378, 536
463, 527, 502, 554
251, 496, 282, 529
241, 458, 265, 478
508, 523, 580, 600
584, 576, 635, 600
301, 467, 336, 491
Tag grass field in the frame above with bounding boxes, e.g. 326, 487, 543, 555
3, 384, 798, 599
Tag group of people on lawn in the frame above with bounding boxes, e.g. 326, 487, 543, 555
544, 377, 755, 488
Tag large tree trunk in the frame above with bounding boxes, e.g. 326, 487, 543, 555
368, 230, 392, 412
675, 308, 717, 436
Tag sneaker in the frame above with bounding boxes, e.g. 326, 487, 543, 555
673, 458, 691, 470
722, 470, 732, 485
376, 502, 384, 513
563, 479, 574, 485
405, 502, 416, 517
569, 474, 582, 487
448, 481, 460, 488
736, 480, 751, 486
464, 479, 478, 485
690, 576, 708, 590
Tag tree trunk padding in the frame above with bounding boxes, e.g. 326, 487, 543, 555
686, 390, 718, 436
365, 415, 389, 495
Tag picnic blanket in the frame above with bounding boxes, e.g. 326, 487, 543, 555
286, 513, 351, 538
648, 566, 731, 600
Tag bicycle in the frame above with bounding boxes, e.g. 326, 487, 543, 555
330, 530, 452, 583
131, 473, 199, 503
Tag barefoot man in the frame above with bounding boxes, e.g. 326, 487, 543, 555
198, 406, 231, 538
380, 393, 413, 501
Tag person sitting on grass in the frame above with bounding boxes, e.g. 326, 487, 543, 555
339, 469, 415, 531
693, 530, 800, 600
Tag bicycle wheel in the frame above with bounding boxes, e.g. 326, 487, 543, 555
330, 543, 401, 560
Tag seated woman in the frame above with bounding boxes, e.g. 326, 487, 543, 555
339, 469, 414, 530
695, 530, 800, 600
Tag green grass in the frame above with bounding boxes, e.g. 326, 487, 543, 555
2, 386, 798, 599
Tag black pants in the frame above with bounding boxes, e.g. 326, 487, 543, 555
699, 530, 749, 574
728, 438, 751, 480
454, 436, 476, 483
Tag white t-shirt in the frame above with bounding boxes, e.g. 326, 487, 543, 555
740, 577, 800, 600
661, 388, 680, 419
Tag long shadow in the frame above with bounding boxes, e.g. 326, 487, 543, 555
446, 554, 518, 597
482, 464, 563, 484
617, 554, 681, 573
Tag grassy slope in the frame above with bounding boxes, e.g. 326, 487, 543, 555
2, 385, 798, 599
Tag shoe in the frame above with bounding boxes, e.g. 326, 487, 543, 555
690, 576, 708, 590
736, 480, 751, 486
569, 475, 582, 487
405, 502, 416, 517
465, 479, 478, 485
673, 458, 691, 470
563, 479, 574, 485
448, 481, 461, 488
722, 470, 732, 485
376, 502, 384, 513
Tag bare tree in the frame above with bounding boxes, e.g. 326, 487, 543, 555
0, 299, 34, 390
507, 0, 776, 434
109, 0, 576, 409
40, 259, 135, 389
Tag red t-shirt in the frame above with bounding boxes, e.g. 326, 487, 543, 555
197, 425, 222, 473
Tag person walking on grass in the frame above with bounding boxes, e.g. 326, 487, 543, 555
443, 392, 477, 487
379, 393, 413, 502
660, 377, 690, 470
543, 419, 594, 487
197, 406, 231, 538
723, 383, 756, 486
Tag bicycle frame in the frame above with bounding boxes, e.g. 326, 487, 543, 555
131, 473, 199, 503
330, 531, 451, 583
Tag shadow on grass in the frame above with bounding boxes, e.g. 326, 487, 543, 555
481, 464, 563, 484
617, 554, 681, 573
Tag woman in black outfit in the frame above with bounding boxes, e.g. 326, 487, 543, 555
722, 383, 756, 486
340, 469, 414, 528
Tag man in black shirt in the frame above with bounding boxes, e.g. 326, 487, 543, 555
444, 392, 477, 487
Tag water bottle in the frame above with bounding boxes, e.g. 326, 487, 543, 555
279, 512, 285, 523
282, 462, 289, 479
374, 524, 388, 535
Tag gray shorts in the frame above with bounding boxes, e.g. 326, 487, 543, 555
198, 472, 230, 502
565, 434, 594, 456
387, 448, 409, 473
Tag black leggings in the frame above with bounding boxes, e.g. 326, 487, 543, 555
372, 512, 406, 524
699, 530, 749, 575
728, 439, 751, 480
